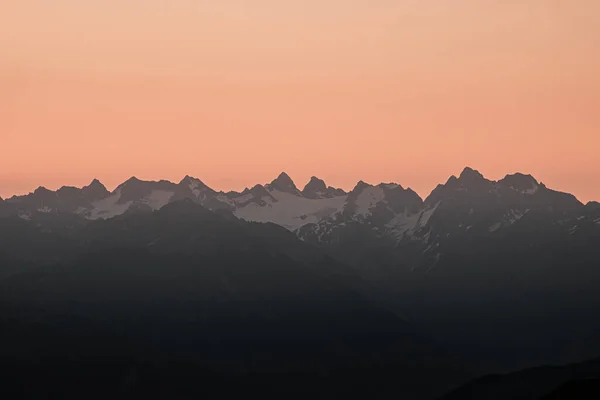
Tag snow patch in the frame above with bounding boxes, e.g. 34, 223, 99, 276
385, 212, 422, 238
505, 209, 528, 224
188, 182, 204, 199
234, 190, 347, 231
489, 222, 502, 232
142, 190, 174, 210
226, 193, 256, 206
87, 190, 132, 220
355, 186, 385, 216
509, 183, 539, 195
385, 203, 439, 239
523, 183, 539, 195
417, 203, 439, 228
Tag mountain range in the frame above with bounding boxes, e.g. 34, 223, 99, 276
1, 167, 600, 398
3, 167, 595, 233
3, 168, 598, 280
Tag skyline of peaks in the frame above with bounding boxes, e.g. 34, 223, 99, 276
3, 167, 595, 204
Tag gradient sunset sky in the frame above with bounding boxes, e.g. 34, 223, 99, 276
1, 1, 599, 202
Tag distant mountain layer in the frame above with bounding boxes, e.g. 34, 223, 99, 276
2, 168, 593, 237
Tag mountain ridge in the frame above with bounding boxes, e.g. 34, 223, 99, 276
3, 168, 592, 246
5, 167, 589, 205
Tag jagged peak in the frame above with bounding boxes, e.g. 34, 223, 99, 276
303, 176, 327, 193
272, 171, 294, 183
246, 184, 275, 202
328, 186, 347, 196
268, 172, 298, 192
309, 175, 326, 184
179, 175, 206, 186
378, 182, 405, 191
250, 184, 270, 195
351, 180, 372, 193
585, 201, 600, 211
57, 185, 78, 191
117, 176, 142, 188
459, 166, 486, 181
445, 175, 459, 185
82, 179, 109, 198
500, 172, 539, 188
116, 176, 176, 189
440, 167, 492, 190
504, 172, 536, 179
33, 186, 54, 195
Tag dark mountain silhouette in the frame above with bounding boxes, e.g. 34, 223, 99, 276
440, 357, 600, 400
81, 178, 111, 199
2, 167, 599, 396
0, 200, 467, 399
302, 176, 327, 197
116, 177, 177, 204
302, 176, 346, 199
266, 171, 301, 194
542, 379, 600, 399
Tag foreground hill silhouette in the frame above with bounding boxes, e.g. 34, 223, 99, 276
0, 200, 466, 399
441, 357, 600, 399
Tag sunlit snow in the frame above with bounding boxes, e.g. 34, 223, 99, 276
87, 190, 132, 220
234, 190, 346, 231
355, 186, 385, 216
142, 190, 175, 210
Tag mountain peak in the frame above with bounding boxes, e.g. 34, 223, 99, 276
179, 175, 205, 186
118, 176, 142, 189
250, 184, 269, 196
85, 178, 107, 190
303, 176, 327, 194
274, 171, 293, 183
352, 180, 372, 193
459, 167, 485, 181
180, 175, 195, 182
585, 201, 600, 211
33, 186, 53, 195
82, 178, 109, 199
499, 173, 540, 194
379, 182, 404, 190
268, 172, 298, 193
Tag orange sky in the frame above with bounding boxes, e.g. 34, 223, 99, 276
1, 1, 599, 202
